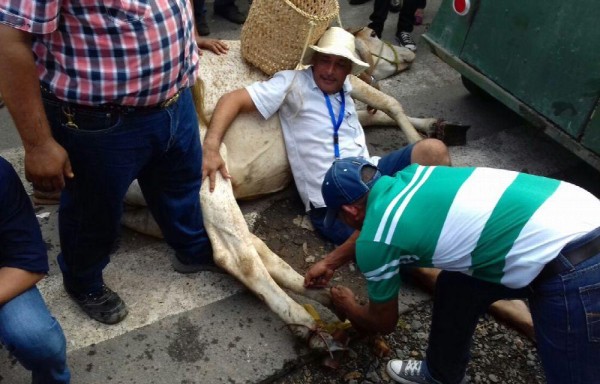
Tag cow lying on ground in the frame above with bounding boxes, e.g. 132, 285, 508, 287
122, 40, 534, 348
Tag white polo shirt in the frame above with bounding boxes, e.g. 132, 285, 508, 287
246, 67, 379, 211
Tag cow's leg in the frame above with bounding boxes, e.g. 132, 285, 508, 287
350, 75, 422, 144
200, 171, 319, 340
357, 109, 438, 135
250, 234, 332, 307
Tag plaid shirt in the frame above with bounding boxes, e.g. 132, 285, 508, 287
0, 0, 200, 106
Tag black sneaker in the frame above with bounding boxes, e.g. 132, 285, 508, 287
65, 284, 128, 325
214, 4, 246, 24
396, 31, 417, 51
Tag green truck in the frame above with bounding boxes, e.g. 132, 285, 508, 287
422, 0, 600, 171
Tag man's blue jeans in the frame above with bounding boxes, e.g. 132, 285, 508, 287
0, 287, 70, 383
43, 88, 212, 293
425, 227, 600, 384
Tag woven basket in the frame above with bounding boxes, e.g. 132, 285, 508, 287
241, 0, 339, 76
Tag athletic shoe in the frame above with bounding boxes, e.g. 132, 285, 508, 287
396, 31, 417, 51
386, 360, 466, 384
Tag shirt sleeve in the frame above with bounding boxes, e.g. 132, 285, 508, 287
245, 70, 297, 120
0, 0, 61, 34
356, 240, 403, 303
0, 158, 49, 273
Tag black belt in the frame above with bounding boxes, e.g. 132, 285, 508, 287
40, 86, 182, 114
535, 228, 600, 283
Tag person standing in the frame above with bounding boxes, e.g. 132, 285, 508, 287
0, 157, 70, 383
368, 0, 427, 51
307, 157, 600, 384
0, 0, 214, 325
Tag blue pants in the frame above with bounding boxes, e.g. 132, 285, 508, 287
0, 287, 70, 383
310, 144, 415, 245
426, 227, 600, 384
43, 88, 212, 294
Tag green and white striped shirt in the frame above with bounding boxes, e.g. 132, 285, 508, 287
356, 165, 600, 303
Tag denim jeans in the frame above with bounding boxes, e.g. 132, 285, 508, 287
43, 88, 212, 293
425, 227, 600, 384
0, 287, 70, 383
309, 144, 415, 245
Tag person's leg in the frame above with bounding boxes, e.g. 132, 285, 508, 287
214, 0, 246, 24
43, 96, 156, 324
137, 89, 213, 271
410, 138, 451, 166
377, 143, 415, 176
394, 0, 420, 50
308, 206, 355, 246
193, 0, 210, 36
44, 101, 137, 293
397, 0, 419, 33
368, 0, 391, 38
0, 287, 70, 383
529, 231, 600, 384
425, 271, 527, 383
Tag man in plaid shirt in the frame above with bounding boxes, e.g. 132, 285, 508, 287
0, 0, 216, 325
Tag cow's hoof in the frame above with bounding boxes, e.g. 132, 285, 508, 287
431, 120, 470, 146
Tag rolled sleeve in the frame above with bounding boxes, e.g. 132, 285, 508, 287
0, 158, 49, 274
246, 70, 298, 120
0, 0, 60, 34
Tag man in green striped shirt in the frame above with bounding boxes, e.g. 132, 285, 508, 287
306, 157, 600, 384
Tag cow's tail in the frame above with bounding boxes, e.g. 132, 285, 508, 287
191, 78, 209, 127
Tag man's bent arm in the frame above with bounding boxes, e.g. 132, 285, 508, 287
0, 25, 73, 191
332, 285, 399, 334
202, 88, 258, 191
304, 230, 360, 288
0, 267, 44, 305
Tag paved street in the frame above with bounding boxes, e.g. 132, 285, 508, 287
1, 0, 598, 382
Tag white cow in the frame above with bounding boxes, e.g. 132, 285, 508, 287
123, 39, 534, 348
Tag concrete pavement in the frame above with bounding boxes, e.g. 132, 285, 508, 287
1, 0, 597, 382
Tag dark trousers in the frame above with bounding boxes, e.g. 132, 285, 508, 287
368, 0, 427, 37
43, 89, 212, 294
426, 227, 600, 384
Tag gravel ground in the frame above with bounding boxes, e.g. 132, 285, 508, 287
252, 192, 546, 384
272, 300, 545, 384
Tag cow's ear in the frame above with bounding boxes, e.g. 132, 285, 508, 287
354, 38, 375, 70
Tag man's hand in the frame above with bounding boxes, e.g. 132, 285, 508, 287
201, 147, 231, 192
24, 138, 73, 192
196, 37, 229, 55
330, 285, 358, 319
304, 259, 336, 289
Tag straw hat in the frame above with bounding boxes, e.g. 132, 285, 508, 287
301, 27, 369, 75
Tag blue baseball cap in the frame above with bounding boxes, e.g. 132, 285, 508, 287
321, 157, 382, 228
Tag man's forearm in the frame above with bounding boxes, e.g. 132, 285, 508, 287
0, 24, 53, 149
204, 89, 257, 151
324, 230, 360, 269
0, 267, 44, 305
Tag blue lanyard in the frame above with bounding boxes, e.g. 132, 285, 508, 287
323, 90, 345, 159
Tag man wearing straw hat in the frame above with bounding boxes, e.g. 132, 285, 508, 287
203, 26, 450, 247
